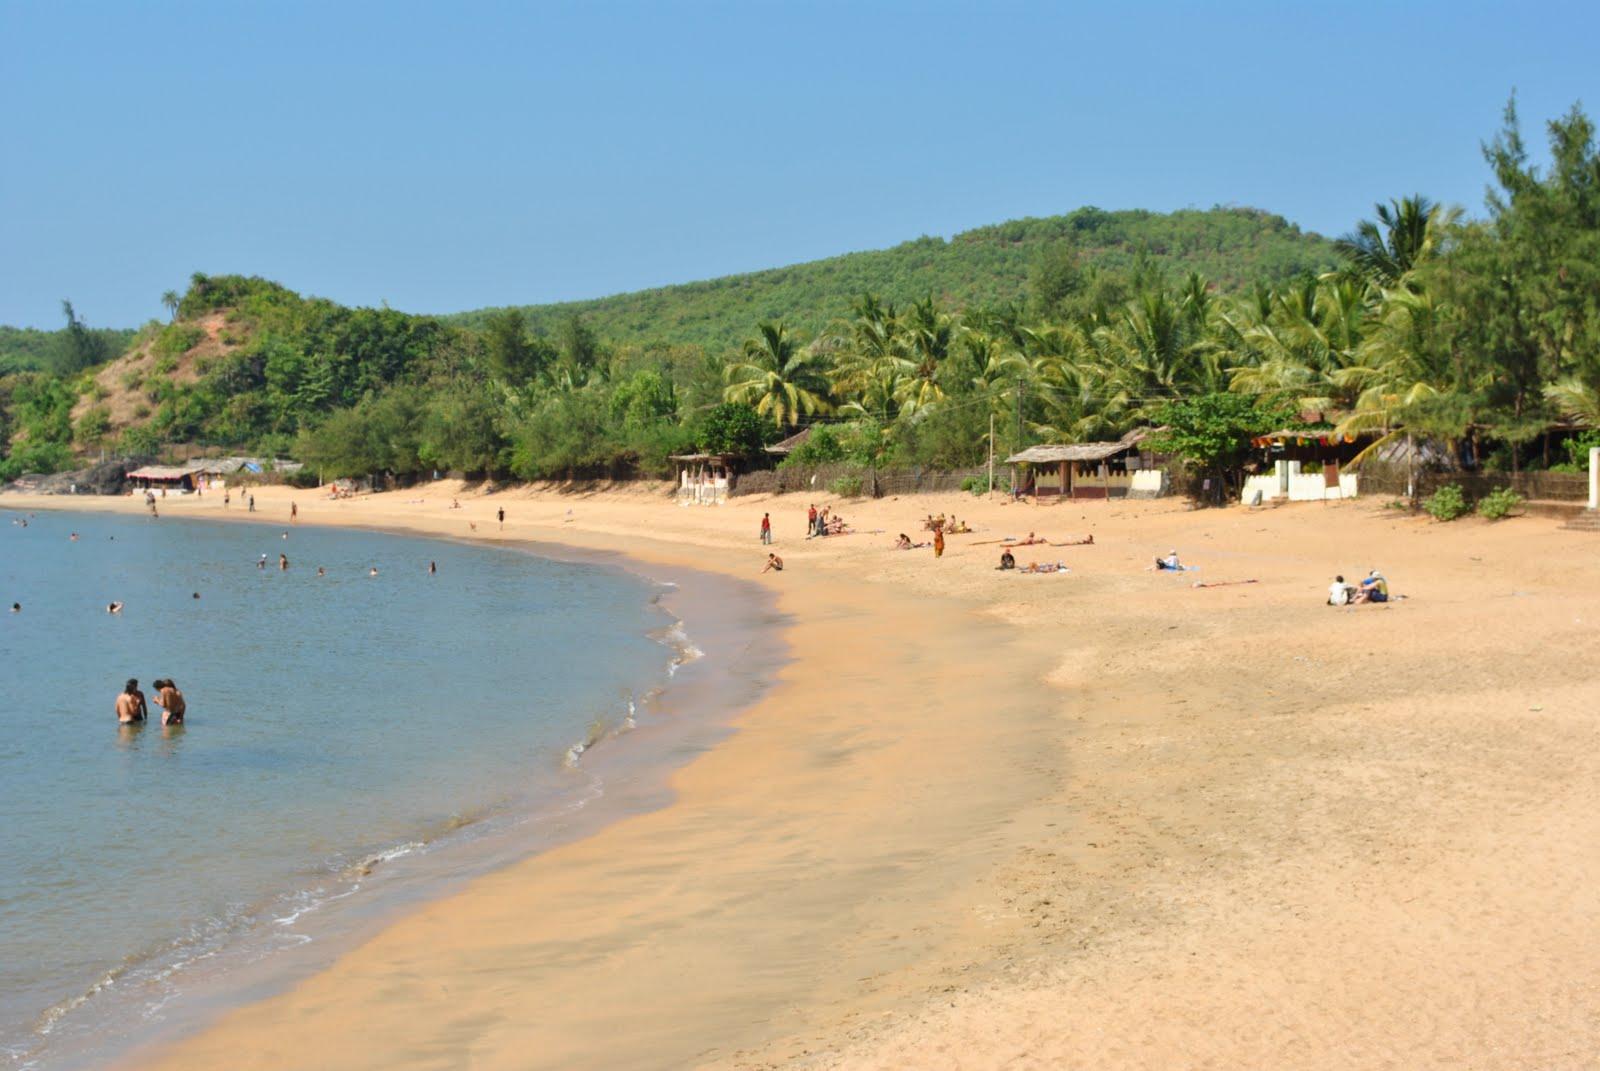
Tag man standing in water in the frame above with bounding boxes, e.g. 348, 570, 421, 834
152, 679, 186, 726
115, 679, 147, 724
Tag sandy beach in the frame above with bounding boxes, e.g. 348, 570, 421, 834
9, 482, 1598, 1070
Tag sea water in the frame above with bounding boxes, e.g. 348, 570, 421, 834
0, 509, 672, 1068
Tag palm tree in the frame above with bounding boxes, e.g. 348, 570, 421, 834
1335, 196, 1458, 288
161, 290, 181, 322
724, 321, 831, 429
898, 296, 951, 416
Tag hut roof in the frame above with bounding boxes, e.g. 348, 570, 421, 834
669, 453, 735, 462
1005, 427, 1158, 465
765, 427, 813, 455
128, 465, 198, 480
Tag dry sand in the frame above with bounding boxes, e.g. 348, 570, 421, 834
10, 482, 1598, 1070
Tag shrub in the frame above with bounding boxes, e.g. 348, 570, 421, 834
121, 371, 145, 391
1422, 484, 1468, 521
153, 323, 204, 361
118, 425, 162, 455
1476, 487, 1524, 520
828, 473, 864, 498
152, 355, 178, 375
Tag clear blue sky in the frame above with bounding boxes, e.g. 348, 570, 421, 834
2, 0, 1596, 328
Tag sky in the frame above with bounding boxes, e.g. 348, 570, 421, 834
2, 0, 1597, 329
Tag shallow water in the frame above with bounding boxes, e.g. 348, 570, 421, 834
0, 509, 671, 1068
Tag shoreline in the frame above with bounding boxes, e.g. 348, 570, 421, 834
7, 483, 1599, 1069
1, 497, 789, 1071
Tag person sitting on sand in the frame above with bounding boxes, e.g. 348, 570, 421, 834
115, 679, 147, 724
896, 533, 913, 549
1154, 549, 1182, 570
152, 678, 186, 726
762, 553, 784, 573
1327, 574, 1356, 606
1352, 569, 1389, 604
999, 549, 1016, 571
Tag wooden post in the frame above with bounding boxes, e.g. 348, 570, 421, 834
988, 413, 995, 496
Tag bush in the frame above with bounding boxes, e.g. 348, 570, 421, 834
1422, 483, 1468, 521
153, 323, 204, 361
1476, 487, 1524, 520
828, 473, 864, 498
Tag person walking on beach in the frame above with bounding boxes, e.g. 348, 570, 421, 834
933, 526, 945, 559
807, 503, 817, 537
497, 507, 505, 530
290, 501, 298, 523
223, 491, 230, 508
248, 494, 256, 513
115, 679, 147, 724
760, 513, 772, 544
151, 679, 186, 726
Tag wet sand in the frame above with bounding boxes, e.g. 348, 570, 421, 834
8, 482, 1598, 1069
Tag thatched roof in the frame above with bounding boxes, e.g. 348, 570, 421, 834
765, 427, 813, 455
1005, 427, 1159, 465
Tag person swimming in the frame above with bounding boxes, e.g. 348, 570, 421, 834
107, 601, 123, 614
316, 566, 326, 577
279, 553, 289, 571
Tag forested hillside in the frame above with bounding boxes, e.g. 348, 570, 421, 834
450, 207, 1338, 353
3, 102, 1597, 491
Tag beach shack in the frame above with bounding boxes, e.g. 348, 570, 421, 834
127, 463, 201, 493
671, 453, 736, 505
1006, 428, 1166, 500
1240, 419, 1371, 503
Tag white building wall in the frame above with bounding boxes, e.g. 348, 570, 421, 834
1241, 461, 1358, 504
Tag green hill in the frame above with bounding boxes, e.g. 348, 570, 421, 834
449, 206, 1338, 352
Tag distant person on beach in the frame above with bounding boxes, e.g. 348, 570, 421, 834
248, 495, 255, 512
807, 504, 817, 537
107, 601, 123, 614
152, 679, 186, 726
278, 553, 289, 571
760, 513, 772, 544
1154, 549, 1181, 570
223, 492, 230, 508
1328, 575, 1355, 606
290, 501, 298, 523
762, 553, 784, 573
1353, 569, 1389, 604
497, 507, 505, 530
933, 527, 945, 559
116, 679, 147, 724
999, 549, 1016, 570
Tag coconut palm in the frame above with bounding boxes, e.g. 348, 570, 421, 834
161, 290, 180, 321
1336, 196, 1458, 288
724, 321, 831, 429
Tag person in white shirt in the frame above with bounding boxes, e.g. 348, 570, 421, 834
1328, 574, 1355, 605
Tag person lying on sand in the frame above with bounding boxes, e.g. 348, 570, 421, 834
1019, 561, 1066, 574
762, 553, 784, 573
1153, 549, 1182, 570
1006, 532, 1046, 547
998, 549, 1016, 571
895, 533, 930, 550
1059, 534, 1094, 545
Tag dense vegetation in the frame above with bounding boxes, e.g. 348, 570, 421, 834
0, 310, 135, 376
2, 100, 1597, 492
449, 206, 1336, 354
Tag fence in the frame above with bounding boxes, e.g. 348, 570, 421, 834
1355, 462, 1589, 501
732, 465, 992, 499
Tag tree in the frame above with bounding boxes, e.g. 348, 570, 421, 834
697, 402, 766, 456
723, 321, 831, 429
57, 300, 110, 373
161, 290, 181, 322
482, 308, 551, 386
1031, 244, 1083, 318
1149, 393, 1293, 504
1335, 195, 1452, 288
